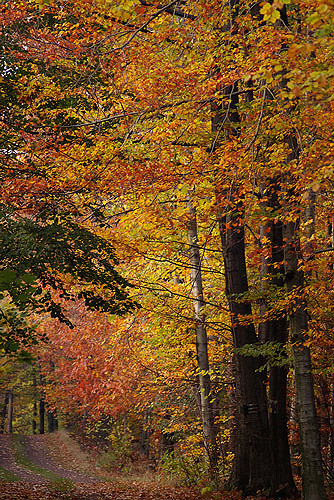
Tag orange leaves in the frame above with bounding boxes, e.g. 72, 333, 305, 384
37, 304, 143, 418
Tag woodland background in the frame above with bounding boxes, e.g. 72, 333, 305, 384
0, 0, 333, 499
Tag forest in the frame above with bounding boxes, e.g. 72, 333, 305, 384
0, 0, 333, 499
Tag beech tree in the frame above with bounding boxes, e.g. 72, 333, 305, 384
1, 1, 333, 499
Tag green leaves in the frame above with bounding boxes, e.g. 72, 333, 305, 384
0, 204, 137, 352
236, 342, 290, 372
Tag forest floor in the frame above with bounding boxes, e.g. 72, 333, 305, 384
2, 432, 334, 500
0, 432, 227, 500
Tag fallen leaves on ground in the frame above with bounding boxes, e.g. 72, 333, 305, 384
0, 481, 241, 500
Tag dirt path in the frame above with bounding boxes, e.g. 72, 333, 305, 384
0, 433, 213, 500
0, 432, 104, 499
23, 435, 99, 484
0, 435, 45, 483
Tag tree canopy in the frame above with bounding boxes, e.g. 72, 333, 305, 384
0, 0, 333, 498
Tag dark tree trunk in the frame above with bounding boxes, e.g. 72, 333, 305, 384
32, 405, 37, 435
218, 202, 272, 493
39, 397, 45, 434
47, 411, 58, 433
259, 181, 297, 497
0, 391, 9, 434
140, 409, 151, 458
38, 363, 45, 434
47, 411, 53, 433
212, 51, 272, 487
7, 389, 13, 434
32, 370, 37, 434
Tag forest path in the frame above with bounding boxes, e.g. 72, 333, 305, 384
22, 435, 100, 483
0, 432, 101, 485
0, 432, 203, 500
0, 435, 45, 483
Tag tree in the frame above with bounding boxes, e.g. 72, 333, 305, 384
1, 0, 333, 497
187, 200, 218, 476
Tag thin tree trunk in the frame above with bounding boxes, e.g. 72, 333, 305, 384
0, 391, 9, 433
328, 383, 334, 480
7, 389, 13, 434
187, 200, 217, 476
140, 409, 151, 458
39, 368, 45, 434
47, 411, 56, 433
33, 371, 37, 435
39, 397, 45, 434
289, 380, 301, 476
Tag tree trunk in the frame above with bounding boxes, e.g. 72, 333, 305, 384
140, 409, 151, 458
39, 364, 45, 434
7, 389, 13, 434
283, 219, 326, 500
47, 411, 53, 433
32, 370, 37, 434
39, 397, 45, 434
187, 200, 218, 476
259, 181, 297, 496
211, 42, 272, 486
0, 391, 9, 433
47, 411, 58, 433
218, 201, 272, 493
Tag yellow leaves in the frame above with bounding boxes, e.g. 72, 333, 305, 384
260, 2, 280, 23
260, 0, 291, 22
33, 0, 51, 8
273, 0, 291, 7
288, 43, 316, 58
307, 11, 322, 27
105, 0, 141, 21
263, 69, 274, 84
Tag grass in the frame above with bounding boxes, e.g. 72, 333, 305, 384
0, 466, 19, 482
48, 477, 75, 492
11, 434, 64, 482
45, 430, 110, 482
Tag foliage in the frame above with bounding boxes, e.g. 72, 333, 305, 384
0, 0, 334, 497
0, 206, 136, 320
236, 341, 290, 372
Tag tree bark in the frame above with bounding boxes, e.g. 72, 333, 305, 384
211, 29, 272, 483
218, 200, 272, 493
39, 368, 45, 434
0, 391, 9, 434
140, 409, 151, 458
47, 411, 57, 433
210, 2, 273, 489
7, 389, 13, 434
259, 181, 297, 496
187, 200, 218, 476
39, 397, 45, 434
283, 219, 326, 500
